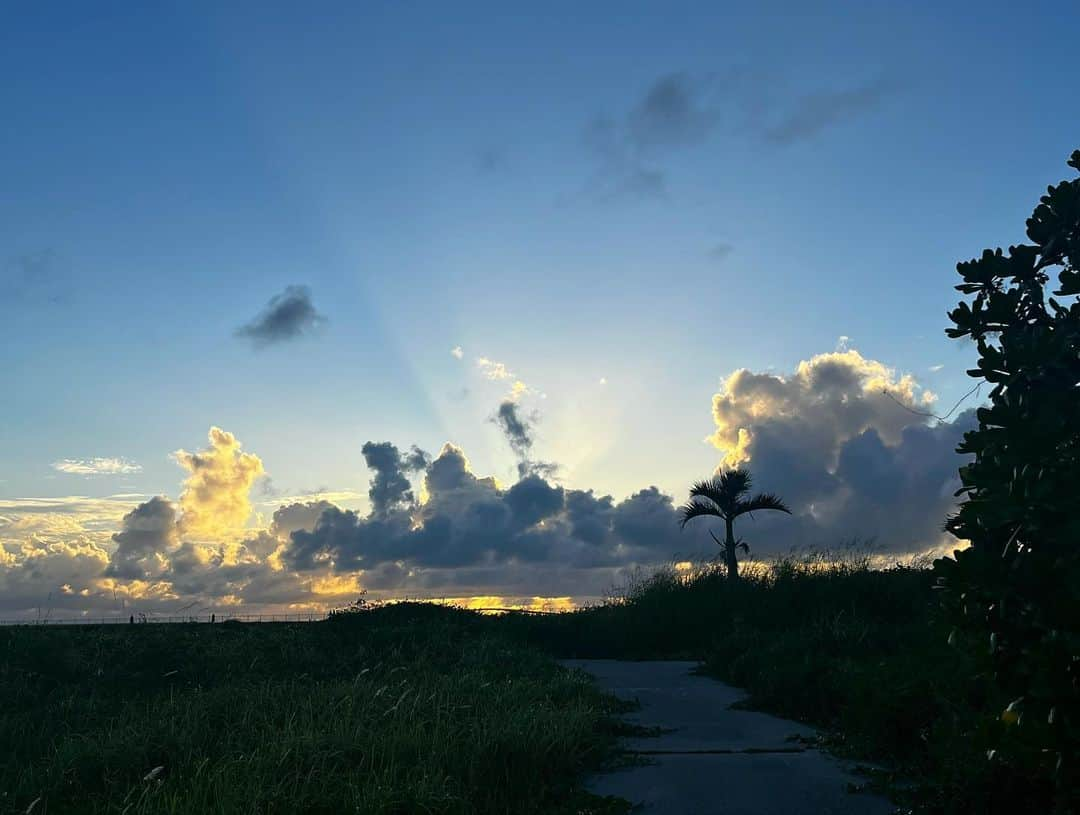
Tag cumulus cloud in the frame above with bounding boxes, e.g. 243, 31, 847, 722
106, 496, 179, 580
52, 457, 141, 475
0, 538, 111, 615
0, 347, 974, 616
174, 427, 265, 541
451, 345, 464, 359
284, 441, 701, 588
361, 441, 430, 516
708, 348, 974, 554
235, 285, 327, 347
0, 431, 313, 617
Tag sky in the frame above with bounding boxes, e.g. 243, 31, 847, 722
2, 1, 1079, 617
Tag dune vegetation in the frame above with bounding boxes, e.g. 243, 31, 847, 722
509, 549, 1048, 814
0, 604, 630, 815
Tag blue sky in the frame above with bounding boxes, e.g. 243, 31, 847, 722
1, 2, 1078, 611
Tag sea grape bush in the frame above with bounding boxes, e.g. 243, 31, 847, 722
936, 149, 1080, 811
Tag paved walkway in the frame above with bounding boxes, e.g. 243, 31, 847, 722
563, 659, 894, 815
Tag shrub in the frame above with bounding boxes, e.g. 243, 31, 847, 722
934, 149, 1080, 811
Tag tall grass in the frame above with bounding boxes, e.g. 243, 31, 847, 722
0, 603, 626, 815
507, 548, 1052, 814
3, 556, 1056, 813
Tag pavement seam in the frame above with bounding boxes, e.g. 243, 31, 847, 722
625, 747, 809, 755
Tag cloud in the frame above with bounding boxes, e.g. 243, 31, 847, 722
492, 399, 557, 479
52, 458, 142, 476
580, 71, 898, 200
174, 427, 265, 541
0, 432, 293, 617
929, 364, 945, 372
451, 346, 464, 359
475, 146, 506, 173
474, 355, 536, 405
762, 78, 899, 145
0, 496, 143, 546
2, 249, 69, 305
477, 357, 513, 380
0, 347, 973, 616
235, 285, 327, 347
106, 496, 179, 580
581, 115, 667, 202
361, 441, 430, 516
494, 401, 533, 458
627, 73, 722, 152
0, 538, 112, 615
707, 348, 973, 554
708, 243, 734, 262
283, 442, 700, 584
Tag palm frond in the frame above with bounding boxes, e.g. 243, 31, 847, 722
688, 469, 753, 514
719, 468, 752, 498
686, 479, 726, 510
678, 499, 723, 529
734, 492, 792, 519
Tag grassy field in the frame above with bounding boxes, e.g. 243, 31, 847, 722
3, 554, 1057, 814
0, 603, 629, 815
508, 550, 1055, 814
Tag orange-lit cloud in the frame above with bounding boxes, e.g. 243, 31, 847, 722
174, 427, 265, 542
710, 348, 935, 469
706, 347, 974, 555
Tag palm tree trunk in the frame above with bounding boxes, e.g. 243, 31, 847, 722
724, 517, 739, 581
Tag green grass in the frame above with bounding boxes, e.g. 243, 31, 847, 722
0, 603, 628, 815
507, 550, 1056, 814
4, 554, 1060, 814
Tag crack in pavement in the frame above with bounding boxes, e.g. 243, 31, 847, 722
628, 746, 809, 755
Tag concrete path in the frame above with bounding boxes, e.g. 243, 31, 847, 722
563, 659, 894, 815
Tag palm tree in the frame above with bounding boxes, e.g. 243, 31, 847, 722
678, 468, 791, 581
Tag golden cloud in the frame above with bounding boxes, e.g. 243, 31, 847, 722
710, 348, 935, 469
174, 427, 265, 542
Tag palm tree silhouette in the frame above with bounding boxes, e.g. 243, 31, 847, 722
678, 468, 791, 581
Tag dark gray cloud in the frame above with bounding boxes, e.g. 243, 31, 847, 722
106, 496, 178, 580
235, 285, 327, 347
763, 78, 899, 145
282, 442, 708, 584
361, 442, 430, 516
492, 400, 559, 479
494, 401, 532, 458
